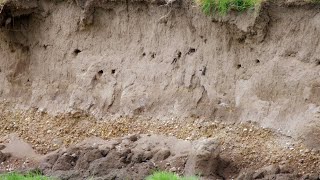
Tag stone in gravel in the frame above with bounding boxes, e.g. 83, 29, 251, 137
184, 138, 220, 177
153, 148, 171, 161
0, 144, 5, 150
170, 167, 177, 172
52, 138, 63, 147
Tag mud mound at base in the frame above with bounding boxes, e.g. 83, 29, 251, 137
0, 134, 319, 179
1, 108, 320, 175
37, 135, 317, 180
40, 135, 221, 180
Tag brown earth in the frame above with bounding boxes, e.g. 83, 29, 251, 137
1, 0, 320, 148
0, 0, 320, 179
0, 106, 320, 179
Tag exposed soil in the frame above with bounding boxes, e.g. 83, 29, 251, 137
0, 105, 320, 179
1, 0, 320, 149
0, 0, 320, 179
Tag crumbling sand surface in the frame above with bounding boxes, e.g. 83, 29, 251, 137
0, 0, 320, 179
0, 107, 320, 179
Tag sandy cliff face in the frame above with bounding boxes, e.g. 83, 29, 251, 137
0, 0, 320, 147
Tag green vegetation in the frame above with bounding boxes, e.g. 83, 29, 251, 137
197, 0, 320, 15
0, 172, 53, 180
196, 0, 262, 15
0, 0, 6, 5
145, 171, 198, 180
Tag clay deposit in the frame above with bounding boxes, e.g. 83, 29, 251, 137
0, 0, 320, 179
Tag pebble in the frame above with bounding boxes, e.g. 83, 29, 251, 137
169, 167, 177, 172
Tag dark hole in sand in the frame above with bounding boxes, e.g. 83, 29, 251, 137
187, 48, 196, 54
73, 49, 81, 55
177, 51, 182, 58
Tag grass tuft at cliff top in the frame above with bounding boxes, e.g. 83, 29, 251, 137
196, 0, 320, 15
196, 0, 262, 15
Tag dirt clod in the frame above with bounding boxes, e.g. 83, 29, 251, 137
0, 151, 10, 163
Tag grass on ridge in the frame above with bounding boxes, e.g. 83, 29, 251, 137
196, 0, 262, 15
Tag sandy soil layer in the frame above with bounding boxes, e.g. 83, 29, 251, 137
1, 0, 320, 148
